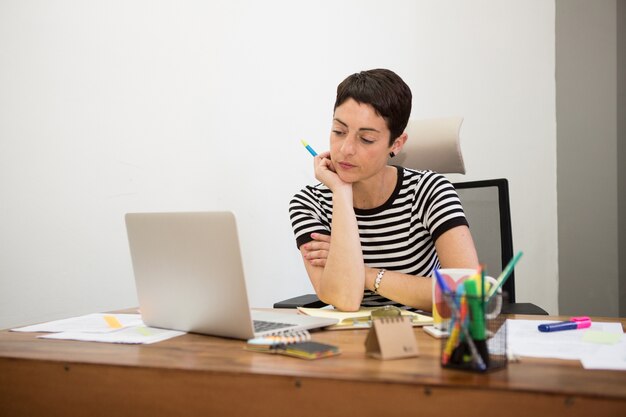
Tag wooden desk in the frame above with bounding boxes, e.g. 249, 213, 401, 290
1, 314, 625, 417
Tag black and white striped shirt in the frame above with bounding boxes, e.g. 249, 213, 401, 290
289, 167, 468, 279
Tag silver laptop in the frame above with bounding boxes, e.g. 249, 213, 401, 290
125, 211, 337, 340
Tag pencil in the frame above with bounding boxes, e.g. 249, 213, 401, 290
301, 140, 317, 157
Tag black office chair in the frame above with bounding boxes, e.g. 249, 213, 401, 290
453, 179, 547, 315
274, 179, 548, 314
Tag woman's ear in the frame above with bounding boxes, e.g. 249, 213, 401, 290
390, 133, 408, 156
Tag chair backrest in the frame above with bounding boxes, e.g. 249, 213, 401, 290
395, 117, 466, 174
452, 179, 516, 303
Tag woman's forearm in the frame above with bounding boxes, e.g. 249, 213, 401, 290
364, 267, 433, 311
361, 226, 480, 311
317, 188, 365, 311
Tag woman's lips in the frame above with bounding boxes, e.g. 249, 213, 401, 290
338, 161, 356, 170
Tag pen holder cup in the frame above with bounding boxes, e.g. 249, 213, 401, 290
440, 292, 507, 373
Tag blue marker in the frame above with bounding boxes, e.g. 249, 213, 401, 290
434, 269, 452, 294
301, 140, 317, 157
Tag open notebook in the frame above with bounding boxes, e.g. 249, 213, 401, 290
125, 211, 337, 340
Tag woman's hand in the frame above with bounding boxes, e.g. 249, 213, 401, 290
301, 233, 331, 267
314, 151, 349, 192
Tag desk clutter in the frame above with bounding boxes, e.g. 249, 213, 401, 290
245, 330, 340, 360
8, 309, 625, 371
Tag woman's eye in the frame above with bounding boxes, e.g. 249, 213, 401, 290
361, 137, 375, 144
332, 130, 346, 136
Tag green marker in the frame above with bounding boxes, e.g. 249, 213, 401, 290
464, 279, 485, 340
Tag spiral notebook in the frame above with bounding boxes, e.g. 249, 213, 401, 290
245, 330, 340, 360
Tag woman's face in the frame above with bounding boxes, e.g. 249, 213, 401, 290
330, 98, 393, 184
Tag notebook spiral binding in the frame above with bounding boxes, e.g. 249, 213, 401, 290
246, 330, 311, 351
264, 330, 311, 346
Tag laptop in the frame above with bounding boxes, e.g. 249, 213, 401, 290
125, 211, 337, 340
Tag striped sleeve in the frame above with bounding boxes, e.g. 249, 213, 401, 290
417, 172, 468, 242
288, 184, 332, 249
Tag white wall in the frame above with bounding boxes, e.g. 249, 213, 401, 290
0, 0, 557, 329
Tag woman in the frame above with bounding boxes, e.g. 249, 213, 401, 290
289, 69, 478, 312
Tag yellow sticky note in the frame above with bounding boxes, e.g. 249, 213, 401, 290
136, 327, 152, 336
103, 315, 123, 329
582, 331, 622, 345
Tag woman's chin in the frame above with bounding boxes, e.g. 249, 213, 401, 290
337, 172, 359, 184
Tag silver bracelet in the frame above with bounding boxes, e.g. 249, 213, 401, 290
374, 269, 386, 294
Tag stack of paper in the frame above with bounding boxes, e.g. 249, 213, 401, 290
506, 319, 626, 371
12, 313, 184, 344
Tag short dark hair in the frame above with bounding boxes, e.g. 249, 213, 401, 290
334, 69, 412, 145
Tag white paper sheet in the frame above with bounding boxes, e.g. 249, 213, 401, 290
11, 313, 185, 344
580, 342, 626, 371
39, 325, 185, 344
507, 319, 625, 370
11, 313, 143, 333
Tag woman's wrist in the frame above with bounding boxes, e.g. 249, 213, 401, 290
331, 186, 353, 207
329, 181, 352, 196
364, 267, 379, 291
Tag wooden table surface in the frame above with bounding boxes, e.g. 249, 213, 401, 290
1, 313, 625, 417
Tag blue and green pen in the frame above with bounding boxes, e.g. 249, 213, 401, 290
486, 251, 523, 301
301, 140, 318, 157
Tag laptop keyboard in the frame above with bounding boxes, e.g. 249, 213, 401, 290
253, 320, 297, 333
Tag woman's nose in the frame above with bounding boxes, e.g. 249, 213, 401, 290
341, 134, 357, 155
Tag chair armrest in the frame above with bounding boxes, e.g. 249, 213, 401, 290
501, 302, 549, 315
273, 294, 328, 309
